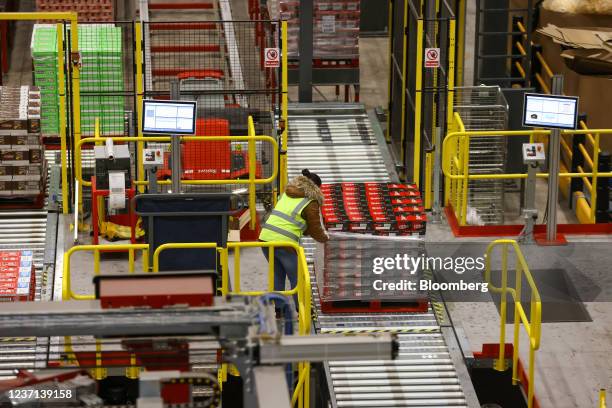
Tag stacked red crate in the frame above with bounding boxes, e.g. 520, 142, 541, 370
321, 182, 427, 235
0, 250, 35, 302
36, 0, 115, 22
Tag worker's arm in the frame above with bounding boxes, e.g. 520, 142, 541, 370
302, 202, 330, 243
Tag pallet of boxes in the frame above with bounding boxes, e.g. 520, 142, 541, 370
0, 86, 45, 208
315, 182, 429, 313
0, 250, 36, 302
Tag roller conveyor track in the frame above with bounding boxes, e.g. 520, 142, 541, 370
288, 103, 475, 407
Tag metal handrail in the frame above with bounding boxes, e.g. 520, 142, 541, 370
62, 244, 150, 301
485, 239, 541, 408
63, 240, 312, 406
443, 114, 612, 225
151, 240, 311, 407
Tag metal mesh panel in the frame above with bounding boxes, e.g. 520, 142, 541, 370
388, 0, 454, 185
143, 20, 280, 200
62, 22, 137, 214
454, 85, 509, 225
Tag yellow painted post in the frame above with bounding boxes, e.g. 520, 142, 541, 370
399, 0, 409, 175
424, 152, 432, 209
128, 249, 135, 274
385, 0, 393, 142
590, 132, 600, 223
93, 339, 107, 380
280, 20, 289, 194
512, 262, 522, 385
135, 22, 145, 193
220, 247, 229, 295
67, 16, 82, 213
247, 116, 257, 229
56, 23, 69, 214
413, 18, 424, 186
600, 389, 607, 408
446, 19, 456, 129
460, 132, 470, 225
93, 249, 100, 276
496, 244, 508, 372
125, 354, 139, 379
234, 247, 241, 292
268, 246, 275, 291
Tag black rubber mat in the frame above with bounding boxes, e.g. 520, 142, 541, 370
490, 268, 592, 323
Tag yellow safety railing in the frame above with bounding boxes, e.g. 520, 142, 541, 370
62, 244, 150, 301
443, 113, 612, 225
65, 240, 312, 407
76, 120, 278, 229
280, 20, 289, 196
484, 239, 541, 408
152, 240, 312, 407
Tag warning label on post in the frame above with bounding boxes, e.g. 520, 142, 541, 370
264, 48, 280, 68
424, 48, 440, 68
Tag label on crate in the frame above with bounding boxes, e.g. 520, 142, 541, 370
321, 15, 336, 33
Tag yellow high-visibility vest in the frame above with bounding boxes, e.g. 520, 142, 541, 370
259, 195, 313, 243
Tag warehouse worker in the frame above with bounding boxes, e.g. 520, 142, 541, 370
259, 169, 329, 308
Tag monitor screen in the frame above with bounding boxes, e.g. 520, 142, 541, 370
142, 100, 197, 134
523, 94, 579, 130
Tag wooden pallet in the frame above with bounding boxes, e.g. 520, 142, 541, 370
320, 298, 429, 314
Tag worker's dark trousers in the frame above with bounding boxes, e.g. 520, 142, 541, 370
261, 247, 299, 308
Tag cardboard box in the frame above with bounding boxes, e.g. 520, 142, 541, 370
536, 9, 612, 152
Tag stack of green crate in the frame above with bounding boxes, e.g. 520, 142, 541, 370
31, 25, 59, 136
78, 24, 125, 136
31, 24, 125, 137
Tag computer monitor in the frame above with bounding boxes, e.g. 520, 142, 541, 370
142, 100, 197, 134
523, 93, 579, 130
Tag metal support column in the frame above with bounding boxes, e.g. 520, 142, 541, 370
298, 0, 313, 102
170, 80, 182, 194
546, 75, 563, 241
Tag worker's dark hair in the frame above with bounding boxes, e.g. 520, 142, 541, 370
302, 168, 322, 187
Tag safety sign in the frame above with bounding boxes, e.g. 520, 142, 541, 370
264, 48, 280, 68
424, 48, 440, 68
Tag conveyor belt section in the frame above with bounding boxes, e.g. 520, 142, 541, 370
287, 104, 390, 183
287, 105, 473, 406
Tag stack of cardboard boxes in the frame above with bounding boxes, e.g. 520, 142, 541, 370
0, 86, 45, 200
0, 250, 36, 302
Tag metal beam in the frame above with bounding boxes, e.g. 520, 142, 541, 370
259, 334, 397, 363
298, 0, 313, 102
546, 75, 563, 241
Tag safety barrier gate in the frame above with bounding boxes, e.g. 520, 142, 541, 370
484, 239, 541, 408
511, 17, 610, 224
76, 116, 278, 229
62, 241, 311, 407
444, 113, 612, 226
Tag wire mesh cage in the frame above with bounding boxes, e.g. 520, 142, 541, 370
454, 85, 509, 225
142, 20, 281, 201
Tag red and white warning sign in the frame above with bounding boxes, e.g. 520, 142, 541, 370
264, 48, 280, 68
424, 48, 440, 68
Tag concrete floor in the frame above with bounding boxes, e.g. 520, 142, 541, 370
3, 0, 610, 406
